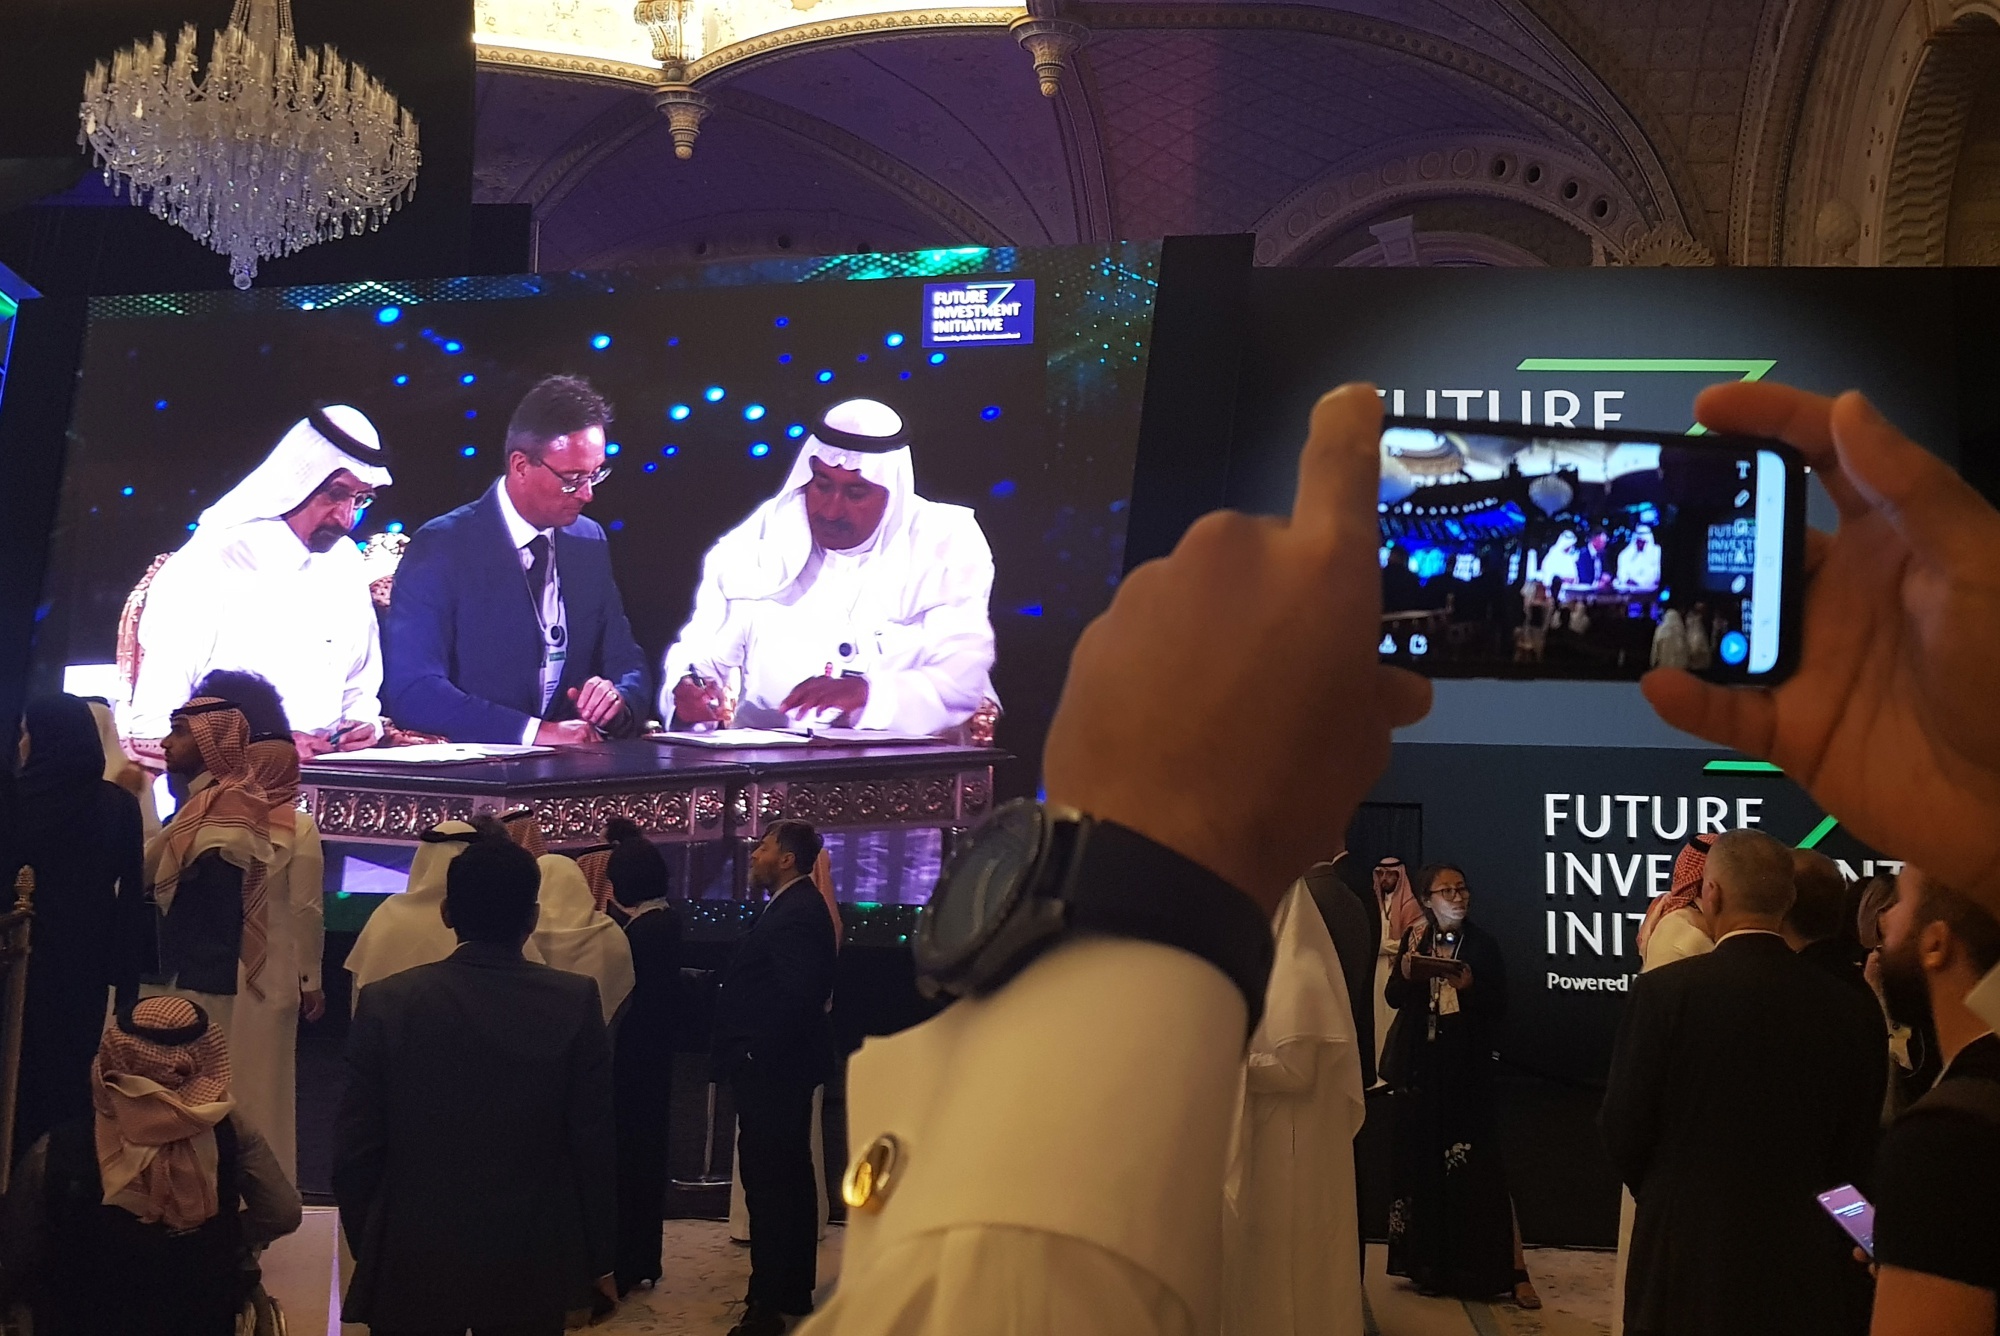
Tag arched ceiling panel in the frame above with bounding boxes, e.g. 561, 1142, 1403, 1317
725, 32, 1079, 245
1085, 26, 1566, 235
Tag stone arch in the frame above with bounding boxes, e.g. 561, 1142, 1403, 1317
1251, 134, 1641, 268
1883, 14, 2000, 262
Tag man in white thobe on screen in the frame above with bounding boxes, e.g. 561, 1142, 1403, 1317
660, 397, 996, 736
1615, 524, 1663, 593
125, 407, 393, 760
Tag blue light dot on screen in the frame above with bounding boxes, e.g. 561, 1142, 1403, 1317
1018, 604, 1044, 618
609, 519, 624, 532
644, 462, 658, 473
386, 521, 404, 534
186, 523, 197, 532
121, 486, 134, 497
775, 317, 789, 328
930, 352, 946, 364
464, 410, 477, 420
300, 301, 315, 311
376, 306, 401, 324
443, 340, 462, 354
662, 446, 678, 457
591, 334, 612, 351
778, 354, 792, 365
749, 442, 770, 458
153, 399, 168, 411
460, 373, 475, 385
816, 370, 834, 383
667, 337, 680, 347
606, 442, 621, 456
856, 353, 869, 363
885, 332, 905, 347
669, 404, 690, 421
990, 479, 1016, 498
744, 404, 765, 421
787, 424, 805, 439
394, 375, 409, 385
981, 405, 1002, 420
460, 446, 477, 458
704, 386, 726, 402
899, 371, 911, 380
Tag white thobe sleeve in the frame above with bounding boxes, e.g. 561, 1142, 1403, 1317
126, 552, 217, 741
807, 939, 1242, 1336
658, 547, 753, 719
292, 818, 326, 993
855, 516, 996, 735
1966, 964, 2000, 1033
339, 590, 385, 731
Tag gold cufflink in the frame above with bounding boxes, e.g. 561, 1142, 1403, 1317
841, 1133, 903, 1213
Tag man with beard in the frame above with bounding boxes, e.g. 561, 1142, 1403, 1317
126, 406, 393, 759
661, 397, 995, 735
1868, 867, 2000, 1336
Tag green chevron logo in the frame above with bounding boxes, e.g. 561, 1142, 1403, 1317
1516, 358, 1778, 435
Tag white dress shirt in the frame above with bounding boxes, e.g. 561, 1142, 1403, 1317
802, 938, 1242, 1336
495, 481, 565, 745
126, 518, 382, 739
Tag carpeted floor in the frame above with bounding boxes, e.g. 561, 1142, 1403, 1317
262, 1215, 1613, 1336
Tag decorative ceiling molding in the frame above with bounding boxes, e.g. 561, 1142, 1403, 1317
475, 45, 661, 86
513, 96, 657, 215
1728, 0, 1838, 265
1051, 48, 1116, 241
1335, 228, 1551, 268
709, 86, 1017, 244
1883, 24, 2000, 263
1503, 0, 1719, 251
684, 8, 1026, 82
1079, 3, 1672, 225
1249, 132, 1646, 267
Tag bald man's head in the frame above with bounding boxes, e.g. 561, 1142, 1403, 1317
1702, 829, 1797, 920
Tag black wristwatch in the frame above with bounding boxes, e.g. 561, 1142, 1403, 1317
915, 800, 1274, 1037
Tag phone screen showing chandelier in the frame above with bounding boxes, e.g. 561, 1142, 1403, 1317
1375, 424, 1793, 681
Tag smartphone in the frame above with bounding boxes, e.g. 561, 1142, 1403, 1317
1405, 954, 1465, 981
1817, 1183, 1875, 1258
1375, 418, 1807, 683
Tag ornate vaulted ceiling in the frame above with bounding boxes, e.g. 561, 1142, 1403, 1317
470, 0, 2000, 269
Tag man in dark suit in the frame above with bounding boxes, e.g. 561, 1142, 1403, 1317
334, 829, 617, 1336
1785, 847, 1875, 1005
383, 375, 649, 744
1601, 829, 1885, 1336
714, 820, 838, 1336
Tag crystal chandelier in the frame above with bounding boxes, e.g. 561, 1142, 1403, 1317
79, 0, 420, 289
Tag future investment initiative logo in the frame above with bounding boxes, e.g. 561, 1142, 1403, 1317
923, 280, 1036, 348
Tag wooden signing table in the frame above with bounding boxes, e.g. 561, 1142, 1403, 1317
299, 738, 1000, 877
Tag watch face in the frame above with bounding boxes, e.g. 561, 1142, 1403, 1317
921, 800, 1044, 968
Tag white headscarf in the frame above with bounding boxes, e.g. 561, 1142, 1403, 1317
195, 406, 393, 536
702, 398, 918, 602
532, 855, 635, 1024
346, 821, 548, 991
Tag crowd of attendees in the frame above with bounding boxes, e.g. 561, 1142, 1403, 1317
2, 378, 2000, 1336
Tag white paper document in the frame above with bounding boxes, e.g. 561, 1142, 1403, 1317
324, 743, 554, 764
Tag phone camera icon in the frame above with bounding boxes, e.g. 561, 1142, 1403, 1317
1719, 631, 1749, 666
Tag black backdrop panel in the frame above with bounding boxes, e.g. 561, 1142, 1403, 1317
1370, 743, 1891, 1084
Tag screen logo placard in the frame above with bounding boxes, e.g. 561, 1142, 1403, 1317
924, 280, 1035, 347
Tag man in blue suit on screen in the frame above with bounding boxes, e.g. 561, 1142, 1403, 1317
383, 376, 649, 745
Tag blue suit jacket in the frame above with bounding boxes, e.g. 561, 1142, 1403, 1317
382, 483, 649, 742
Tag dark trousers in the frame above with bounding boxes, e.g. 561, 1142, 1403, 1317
374, 1321, 564, 1336
732, 1062, 819, 1315
613, 1060, 672, 1289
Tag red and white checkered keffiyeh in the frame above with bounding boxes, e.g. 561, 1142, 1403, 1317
502, 808, 549, 860
1636, 833, 1716, 955
145, 699, 276, 998
91, 996, 235, 1230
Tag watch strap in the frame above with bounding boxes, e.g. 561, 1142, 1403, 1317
1066, 819, 1274, 1037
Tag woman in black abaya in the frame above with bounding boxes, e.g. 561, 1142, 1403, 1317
8, 694, 147, 1164
1384, 862, 1540, 1307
